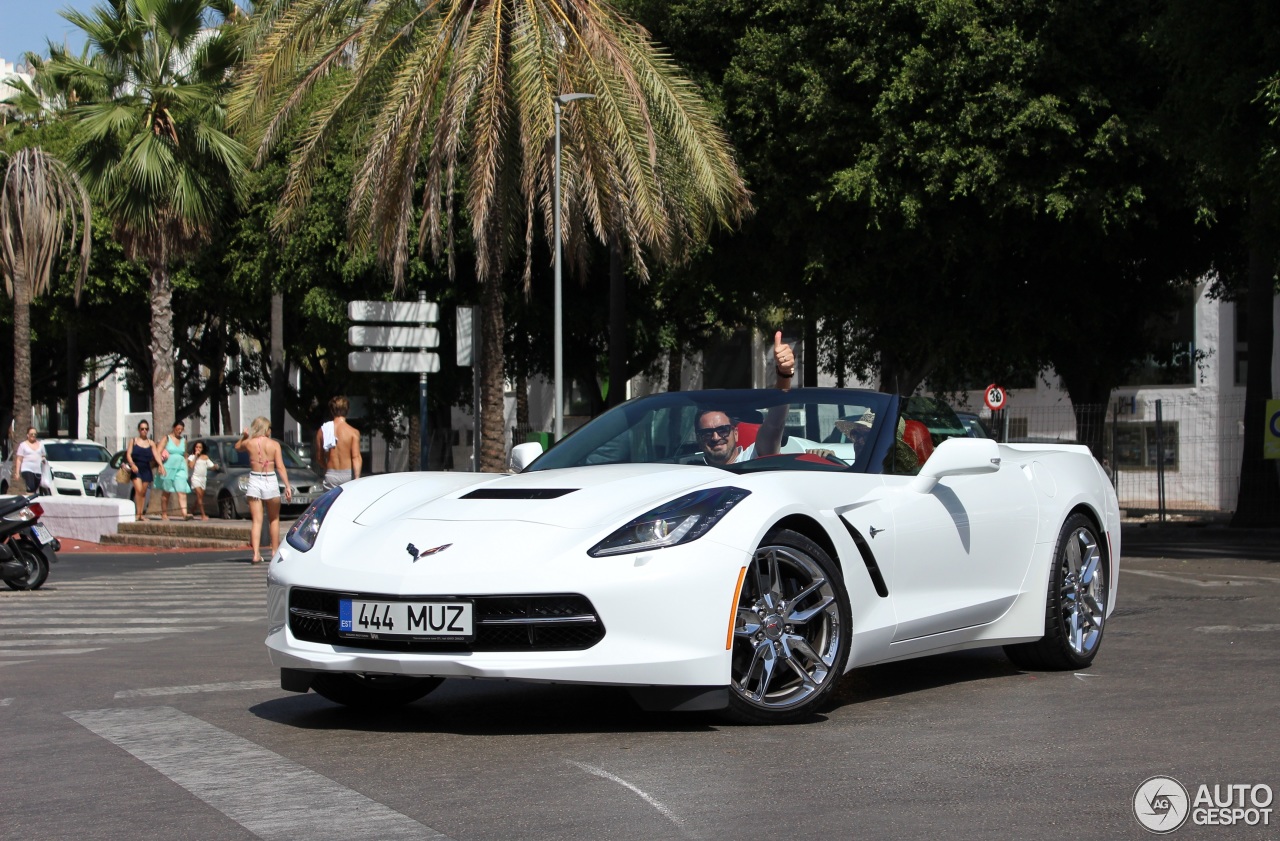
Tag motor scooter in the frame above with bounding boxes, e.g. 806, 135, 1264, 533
0, 493, 59, 590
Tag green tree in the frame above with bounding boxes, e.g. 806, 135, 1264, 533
231, 0, 750, 471
48, 0, 248, 436
1154, 0, 1280, 526
0, 147, 91, 443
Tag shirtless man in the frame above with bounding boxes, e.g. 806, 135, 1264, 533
697, 332, 795, 467
315, 395, 362, 490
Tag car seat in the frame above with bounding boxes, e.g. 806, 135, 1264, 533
735, 421, 760, 449
902, 419, 934, 465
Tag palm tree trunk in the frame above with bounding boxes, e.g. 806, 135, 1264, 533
150, 261, 176, 433
479, 276, 507, 472
11, 268, 32, 443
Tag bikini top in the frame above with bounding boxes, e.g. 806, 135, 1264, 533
253, 436, 275, 472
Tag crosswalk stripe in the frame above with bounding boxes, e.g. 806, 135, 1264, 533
115, 680, 279, 698
8, 626, 221, 635
2, 562, 268, 664
66, 707, 452, 841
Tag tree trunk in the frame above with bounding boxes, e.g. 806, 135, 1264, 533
270, 291, 285, 435
1231, 220, 1280, 527
667, 349, 682, 392
86, 359, 98, 441
11, 268, 32, 444
802, 312, 817, 389
149, 262, 176, 434
66, 322, 79, 437
607, 238, 626, 408
479, 276, 507, 472
516, 373, 529, 427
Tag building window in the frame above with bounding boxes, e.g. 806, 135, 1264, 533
128, 388, 151, 413
1235, 303, 1248, 386
1121, 290, 1197, 387
1110, 421, 1179, 471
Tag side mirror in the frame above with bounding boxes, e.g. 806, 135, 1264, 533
509, 441, 544, 473
910, 437, 1001, 493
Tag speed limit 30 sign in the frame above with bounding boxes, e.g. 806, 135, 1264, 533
984, 384, 1007, 411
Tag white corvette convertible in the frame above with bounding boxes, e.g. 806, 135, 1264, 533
269, 388, 1119, 724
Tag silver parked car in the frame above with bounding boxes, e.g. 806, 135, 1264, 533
96, 436, 321, 519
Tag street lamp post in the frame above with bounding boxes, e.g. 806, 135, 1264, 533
553, 92, 594, 442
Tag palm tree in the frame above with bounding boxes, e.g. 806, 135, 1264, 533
232, 0, 750, 471
48, 0, 247, 435
0, 148, 91, 443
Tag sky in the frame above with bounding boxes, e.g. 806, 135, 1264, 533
0, 0, 95, 66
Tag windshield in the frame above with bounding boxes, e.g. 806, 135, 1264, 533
525, 388, 897, 474
44, 443, 112, 463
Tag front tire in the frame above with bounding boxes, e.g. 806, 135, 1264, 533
3, 537, 50, 590
725, 529, 851, 724
218, 492, 239, 520
311, 673, 443, 710
1004, 512, 1108, 670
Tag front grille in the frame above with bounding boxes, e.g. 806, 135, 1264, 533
289, 587, 605, 652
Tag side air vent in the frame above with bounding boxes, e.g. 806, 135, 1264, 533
460, 488, 577, 500
841, 521, 890, 598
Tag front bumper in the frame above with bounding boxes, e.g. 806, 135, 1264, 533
265, 521, 750, 689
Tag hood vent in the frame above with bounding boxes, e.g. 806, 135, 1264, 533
460, 488, 577, 500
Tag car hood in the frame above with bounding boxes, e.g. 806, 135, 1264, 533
351, 463, 732, 531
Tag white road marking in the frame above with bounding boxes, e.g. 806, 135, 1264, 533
0, 648, 102, 656
567, 760, 698, 839
0, 637, 166, 647
66, 706, 452, 840
1073, 673, 1101, 680
0, 616, 257, 625
115, 680, 278, 699
0, 697, 12, 705
6, 626, 220, 635
1123, 570, 1267, 587
1195, 624, 1280, 633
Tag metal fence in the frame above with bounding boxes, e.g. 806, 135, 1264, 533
976, 394, 1277, 517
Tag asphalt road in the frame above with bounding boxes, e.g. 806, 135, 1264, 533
2, 534, 1278, 841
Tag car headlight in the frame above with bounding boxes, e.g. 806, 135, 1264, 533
588, 486, 751, 557
53, 471, 75, 480
285, 486, 342, 552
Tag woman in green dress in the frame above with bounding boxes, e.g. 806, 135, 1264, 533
153, 421, 192, 519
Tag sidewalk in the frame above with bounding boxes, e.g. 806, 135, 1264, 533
52, 516, 294, 553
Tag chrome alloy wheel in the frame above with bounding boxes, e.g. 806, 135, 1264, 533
731, 543, 844, 712
1060, 525, 1106, 657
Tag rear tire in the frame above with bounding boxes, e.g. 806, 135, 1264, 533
3, 537, 50, 590
1004, 512, 1108, 670
723, 529, 851, 724
218, 493, 239, 520
311, 673, 443, 710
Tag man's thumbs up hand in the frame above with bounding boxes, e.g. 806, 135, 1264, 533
774, 331, 794, 379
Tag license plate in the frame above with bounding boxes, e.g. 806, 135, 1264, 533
31, 523, 54, 545
339, 599, 473, 641
292, 494, 311, 506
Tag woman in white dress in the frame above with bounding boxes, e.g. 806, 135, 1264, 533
187, 440, 218, 520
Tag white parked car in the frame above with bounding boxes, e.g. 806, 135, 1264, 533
267, 388, 1120, 724
1, 439, 113, 497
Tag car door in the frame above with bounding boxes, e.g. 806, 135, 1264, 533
875, 460, 1038, 648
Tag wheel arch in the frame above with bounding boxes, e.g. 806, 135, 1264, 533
765, 514, 842, 577
1065, 501, 1117, 615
